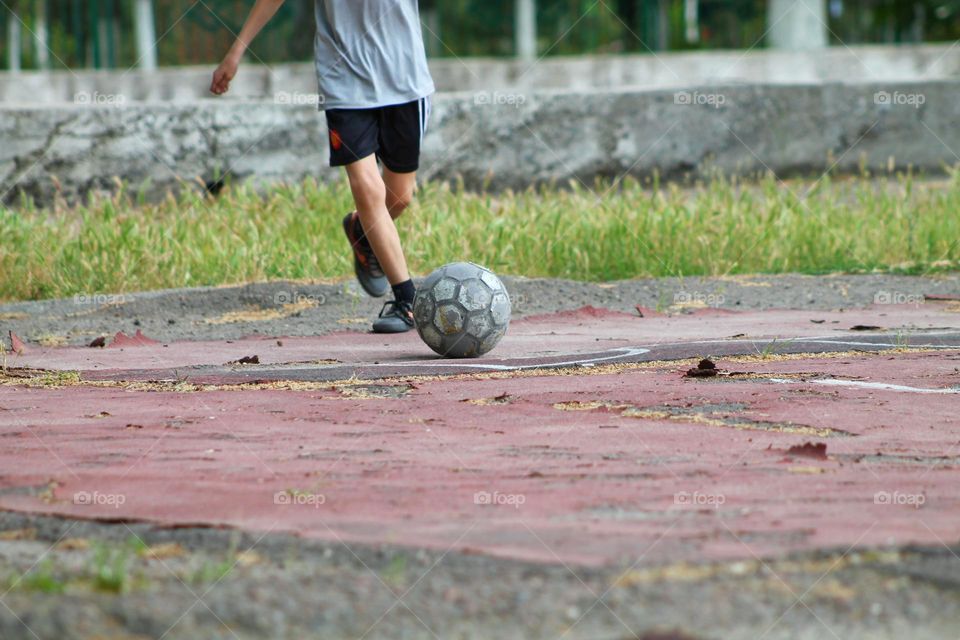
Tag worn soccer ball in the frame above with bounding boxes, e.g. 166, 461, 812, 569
413, 262, 511, 358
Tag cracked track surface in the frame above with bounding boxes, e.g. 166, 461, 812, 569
1, 275, 959, 639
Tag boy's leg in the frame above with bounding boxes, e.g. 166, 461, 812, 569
344, 155, 411, 286
378, 96, 428, 220
335, 98, 427, 333
329, 108, 392, 298
382, 167, 417, 220
345, 156, 416, 333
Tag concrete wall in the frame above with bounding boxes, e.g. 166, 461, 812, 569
1, 44, 958, 105
2, 81, 956, 206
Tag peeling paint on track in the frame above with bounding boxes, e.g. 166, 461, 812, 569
1, 302, 959, 570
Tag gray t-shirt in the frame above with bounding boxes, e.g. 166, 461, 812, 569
314, 0, 435, 110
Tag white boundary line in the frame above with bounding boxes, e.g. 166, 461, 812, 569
378, 346, 652, 371
357, 332, 960, 372
768, 378, 960, 394
19, 331, 960, 378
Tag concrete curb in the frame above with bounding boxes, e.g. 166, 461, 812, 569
1, 80, 958, 205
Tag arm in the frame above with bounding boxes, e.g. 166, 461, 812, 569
210, 0, 285, 95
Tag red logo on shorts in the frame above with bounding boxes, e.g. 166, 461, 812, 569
330, 129, 343, 151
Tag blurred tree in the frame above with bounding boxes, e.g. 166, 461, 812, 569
3, 0, 960, 70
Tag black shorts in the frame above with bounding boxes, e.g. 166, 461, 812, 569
325, 97, 431, 173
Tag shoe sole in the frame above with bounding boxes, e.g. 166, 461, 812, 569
342, 213, 389, 298
372, 320, 415, 334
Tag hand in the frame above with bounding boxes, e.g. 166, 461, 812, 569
210, 55, 239, 95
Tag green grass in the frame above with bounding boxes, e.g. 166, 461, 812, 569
381, 554, 408, 587
3, 536, 243, 595
90, 540, 136, 593
2, 170, 959, 302
5, 537, 146, 594
9, 559, 66, 594
186, 541, 237, 586
760, 338, 781, 360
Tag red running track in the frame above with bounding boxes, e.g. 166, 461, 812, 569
1, 304, 959, 566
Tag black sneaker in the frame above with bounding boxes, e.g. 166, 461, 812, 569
342, 211, 389, 298
372, 299, 415, 334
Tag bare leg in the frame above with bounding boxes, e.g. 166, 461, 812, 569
382, 166, 417, 220
344, 155, 410, 285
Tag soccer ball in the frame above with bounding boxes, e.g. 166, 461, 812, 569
413, 262, 511, 358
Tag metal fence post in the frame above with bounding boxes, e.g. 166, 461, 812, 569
7, 8, 21, 71
768, 0, 827, 49
684, 0, 699, 43
515, 0, 536, 60
35, 0, 50, 70
134, 0, 158, 70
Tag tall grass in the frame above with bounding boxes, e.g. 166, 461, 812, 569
1, 170, 958, 302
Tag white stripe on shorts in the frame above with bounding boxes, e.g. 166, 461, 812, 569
418, 98, 423, 146
419, 96, 431, 147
